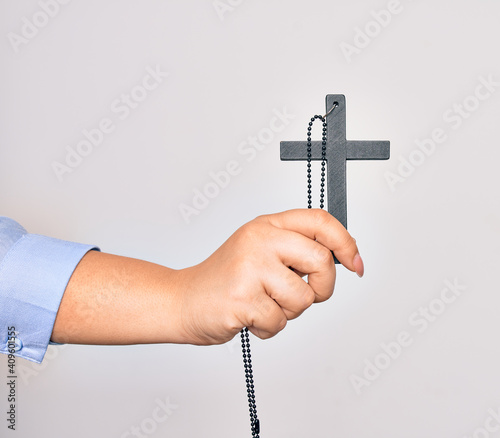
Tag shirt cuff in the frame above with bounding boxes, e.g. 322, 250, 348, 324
0, 234, 99, 363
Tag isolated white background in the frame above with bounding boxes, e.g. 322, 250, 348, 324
1, 1, 500, 437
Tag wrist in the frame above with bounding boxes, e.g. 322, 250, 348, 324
155, 266, 194, 345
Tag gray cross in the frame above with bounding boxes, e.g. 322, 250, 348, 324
280, 94, 390, 231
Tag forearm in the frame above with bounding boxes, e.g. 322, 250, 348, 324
51, 251, 188, 345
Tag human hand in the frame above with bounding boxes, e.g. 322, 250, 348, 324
176, 208, 364, 345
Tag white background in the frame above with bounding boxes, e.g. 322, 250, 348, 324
1, 1, 500, 437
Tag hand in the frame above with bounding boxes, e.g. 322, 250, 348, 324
176, 208, 364, 345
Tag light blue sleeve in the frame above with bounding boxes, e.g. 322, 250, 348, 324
0, 217, 99, 363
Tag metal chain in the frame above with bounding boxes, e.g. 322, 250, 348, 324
307, 115, 327, 209
241, 327, 260, 437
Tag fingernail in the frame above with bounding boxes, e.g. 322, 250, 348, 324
353, 253, 364, 278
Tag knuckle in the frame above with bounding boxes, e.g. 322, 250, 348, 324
283, 272, 296, 290
255, 304, 287, 338
313, 245, 334, 267
248, 294, 271, 322
235, 221, 257, 242
253, 213, 269, 224
294, 287, 315, 316
311, 208, 331, 228
258, 331, 274, 340
322, 284, 335, 301
276, 316, 287, 332
230, 226, 265, 270
235, 221, 267, 248
302, 287, 316, 308
341, 233, 357, 252
293, 282, 315, 311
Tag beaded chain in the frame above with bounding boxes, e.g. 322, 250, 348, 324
240, 102, 337, 437
241, 328, 260, 437
307, 115, 328, 209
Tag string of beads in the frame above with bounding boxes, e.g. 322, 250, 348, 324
241, 327, 260, 437
307, 115, 327, 209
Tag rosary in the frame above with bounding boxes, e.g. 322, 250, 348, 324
239, 95, 390, 437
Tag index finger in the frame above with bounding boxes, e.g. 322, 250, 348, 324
257, 208, 364, 276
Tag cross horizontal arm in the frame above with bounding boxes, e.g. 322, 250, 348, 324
280, 140, 390, 161
346, 141, 390, 160
280, 141, 325, 160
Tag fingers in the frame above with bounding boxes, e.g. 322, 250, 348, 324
258, 208, 363, 276
245, 294, 288, 339
269, 229, 336, 303
264, 263, 320, 319
242, 255, 331, 340
247, 260, 332, 340
290, 267, 307, 278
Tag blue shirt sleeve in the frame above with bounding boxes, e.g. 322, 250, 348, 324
0, 217, 99, 363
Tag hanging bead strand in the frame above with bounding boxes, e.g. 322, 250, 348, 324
307, 115, 327, 209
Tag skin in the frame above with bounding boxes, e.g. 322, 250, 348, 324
51, 209, 364, 346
